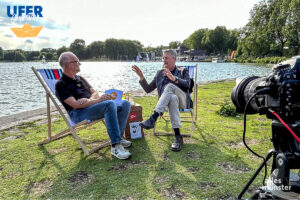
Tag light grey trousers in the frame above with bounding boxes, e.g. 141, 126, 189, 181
154, 83, 186, 128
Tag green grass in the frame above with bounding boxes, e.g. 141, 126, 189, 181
0, 81, 276, 199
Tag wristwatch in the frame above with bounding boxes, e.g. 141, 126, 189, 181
174, 76, 179, 83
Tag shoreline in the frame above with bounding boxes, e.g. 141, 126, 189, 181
0, 79, 235, 131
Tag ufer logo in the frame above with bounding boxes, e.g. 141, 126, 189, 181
7, 5, 44, 37
7, 5, 43, 17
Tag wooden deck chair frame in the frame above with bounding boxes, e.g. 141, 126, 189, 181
32, 67, 110, 156
153, 64, 198, 137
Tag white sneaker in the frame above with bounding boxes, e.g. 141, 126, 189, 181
111, 144, 131, 159
120, 138, 132, 148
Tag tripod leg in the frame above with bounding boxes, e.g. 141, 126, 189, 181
237, 150, 275, 199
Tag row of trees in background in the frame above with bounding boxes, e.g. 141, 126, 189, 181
0, 38, 143, 62
182, 27, 238, 55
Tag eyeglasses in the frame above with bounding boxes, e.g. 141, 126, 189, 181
69, 60, 81, 65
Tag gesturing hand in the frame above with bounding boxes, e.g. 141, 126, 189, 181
132, 65, 145, 80
162, 68, 176, 82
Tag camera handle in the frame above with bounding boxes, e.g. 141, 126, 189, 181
237, 149, 275, 199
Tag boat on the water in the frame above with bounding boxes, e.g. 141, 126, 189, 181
41, 55, 47, 64
212, 58, 226, 63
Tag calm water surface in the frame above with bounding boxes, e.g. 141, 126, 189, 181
0, 61, 272, 117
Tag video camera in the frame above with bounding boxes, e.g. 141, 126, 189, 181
231, 56, 300, 199
231, 56, 300, 122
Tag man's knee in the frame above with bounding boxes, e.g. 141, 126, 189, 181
121, 100, 131, 110
165, 83, 176, 91
169, 95, 178, 103
106, 100, 117, 111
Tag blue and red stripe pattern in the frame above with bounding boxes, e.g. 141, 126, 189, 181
44, 69, 62, 80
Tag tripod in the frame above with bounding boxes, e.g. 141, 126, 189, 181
238, 121, 300, 199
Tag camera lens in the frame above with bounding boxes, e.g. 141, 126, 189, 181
231, 76, 264, 114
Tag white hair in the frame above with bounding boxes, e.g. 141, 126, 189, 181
58, 52, 76, 67
163, 49, 177, 58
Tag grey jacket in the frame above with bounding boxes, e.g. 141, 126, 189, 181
139, 66, 193, 108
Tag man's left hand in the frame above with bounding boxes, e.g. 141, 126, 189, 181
163, 68, 176, 81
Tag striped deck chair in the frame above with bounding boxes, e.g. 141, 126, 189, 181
153, 65, 198, 137
32, 67, 110, 156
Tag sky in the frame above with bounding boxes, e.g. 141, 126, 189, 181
0, 0, 261, 51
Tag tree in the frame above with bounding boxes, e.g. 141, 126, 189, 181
25, 51, 40, 61
3, 50, 25, 62
236, 0, 300, 57
69, 39, 86, 59
169, 41, 181, 49
104, 38, 120, 60
284, 0, 300, 55
86, 41, 104, 59
40, 48, 57, 60
206, 26, 229, 54
0, 47, 3, 60
56, 46, 68, 58
186, 29, 208, 50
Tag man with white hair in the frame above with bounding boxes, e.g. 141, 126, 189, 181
132, 49, 192, 151
55, 52, 132, 159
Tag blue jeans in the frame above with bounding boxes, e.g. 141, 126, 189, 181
69, 100, 131, 144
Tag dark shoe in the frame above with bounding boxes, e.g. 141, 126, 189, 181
171, 135, 183, 152
139, 116, 156, 129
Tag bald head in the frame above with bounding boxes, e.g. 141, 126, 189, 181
58, 52, 76, 68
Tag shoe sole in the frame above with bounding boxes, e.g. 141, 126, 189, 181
111, 153, 131, 160
139, 123, 154, 130
171, 147, 182, 152
121, 143, 132, 148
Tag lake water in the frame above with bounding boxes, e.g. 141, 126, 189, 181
0, 61, 272, 117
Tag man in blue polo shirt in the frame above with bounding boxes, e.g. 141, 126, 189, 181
55, 52, 131, 160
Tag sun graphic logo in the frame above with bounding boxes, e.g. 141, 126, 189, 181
109, 92, 118, 100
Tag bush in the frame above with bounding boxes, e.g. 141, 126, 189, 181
216, 99, 237, 117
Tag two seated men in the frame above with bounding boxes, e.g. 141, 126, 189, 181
55, 49, 192, 160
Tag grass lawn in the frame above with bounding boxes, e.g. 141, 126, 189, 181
0, 81, 275, 199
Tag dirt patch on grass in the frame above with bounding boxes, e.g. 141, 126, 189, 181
2, 171, 22, 179
228, 139, 258, 149
108, 161, 147, 171
120, 195, 134, 200
185, 151, 200, 159
30, 179, 52, 195
187, 167, 200, 173
157, 185, 186, 199
49, 147, 68, 154
184, 138, 197, 144
163, 152, 170, 161
216, 195, 235, 200
216, 162, 250, 174
154, 176, 168, 184
197, 182, 217, 189
6, 127, 20, 134
0, 135, 20, 141
69, 171, 93, 184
